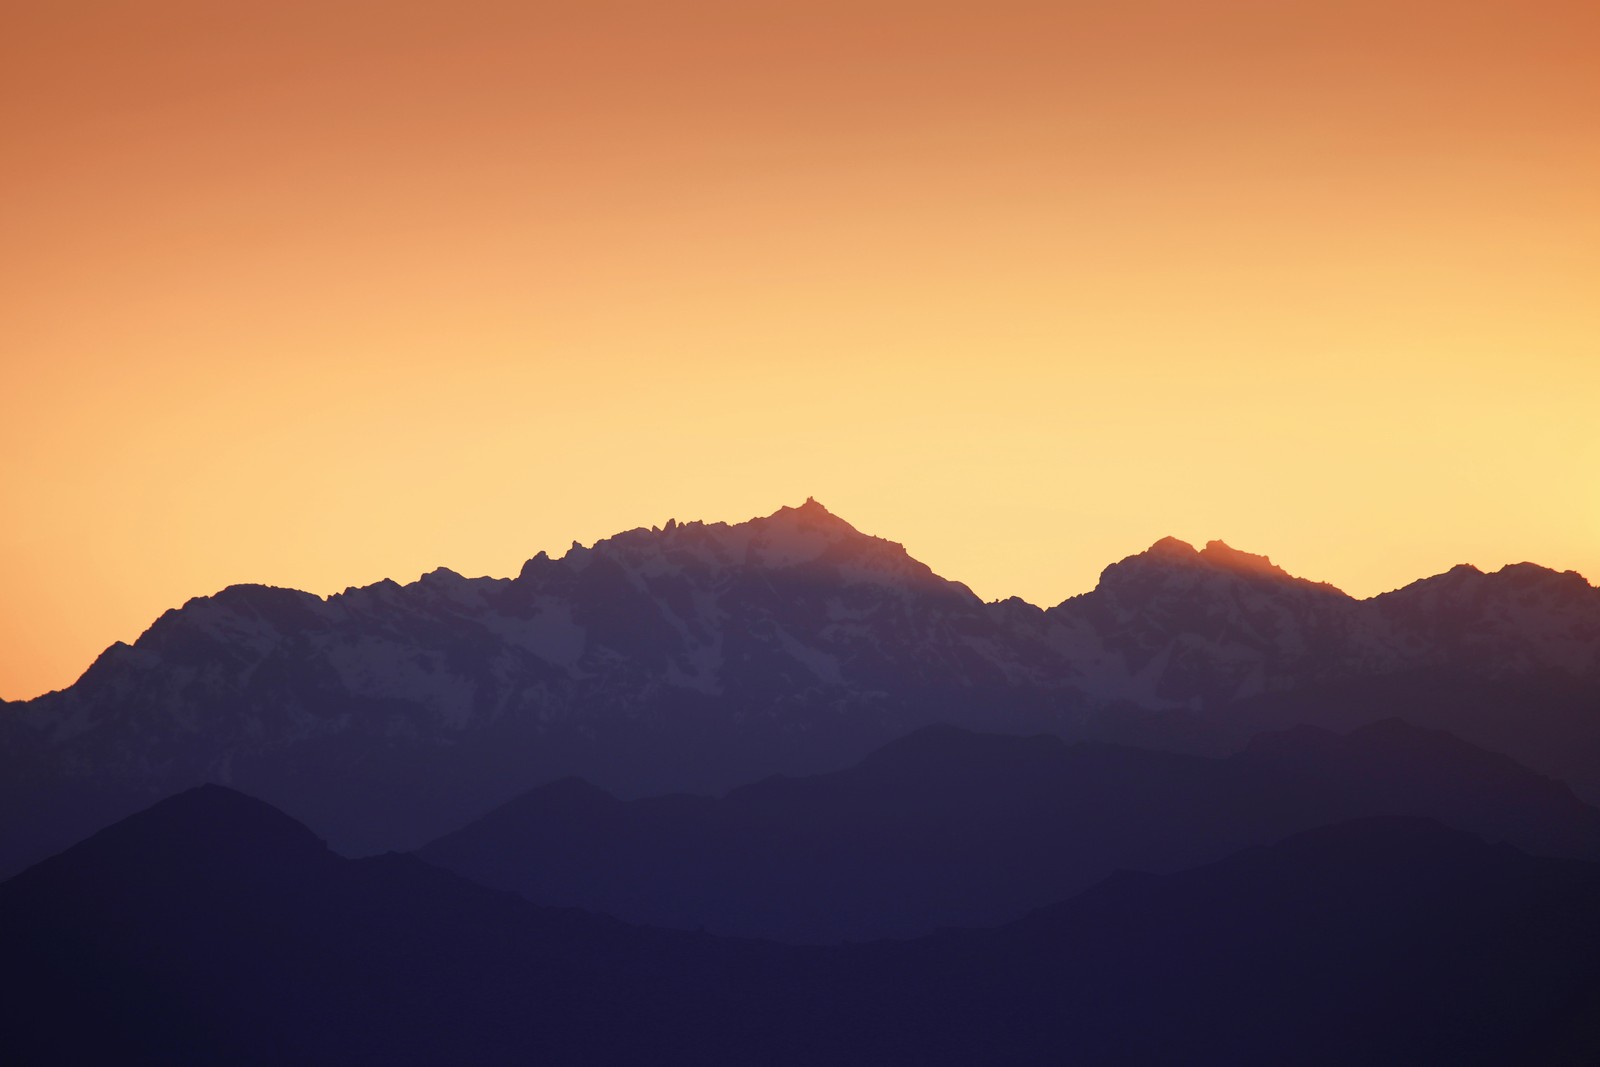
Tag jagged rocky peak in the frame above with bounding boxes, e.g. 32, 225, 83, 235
1095, 535, 1346, 597
756, 498, 956, 585
771, 495, 852, 528
515, 499, 946, 590
736, 497, 871, 566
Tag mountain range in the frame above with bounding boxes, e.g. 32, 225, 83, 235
3, 499, 1597, 875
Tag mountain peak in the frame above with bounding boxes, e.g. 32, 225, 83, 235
138, 785, 328, 856
1112, 537, 1340, 594
1146, 535, 1200, 560
1384, 560, 1596, 602
20, 784, 330, 880
1495, 561, 1596, 593
763, 496, 852, 531
506, 500, 969, 601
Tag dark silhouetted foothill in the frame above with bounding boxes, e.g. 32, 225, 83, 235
6, 787, 1600, 1066
418, 719, 1600, 942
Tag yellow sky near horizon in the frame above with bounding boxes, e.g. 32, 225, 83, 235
3, 0, 1598, 700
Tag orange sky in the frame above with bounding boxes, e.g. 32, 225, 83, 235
3, 0, 1598, 700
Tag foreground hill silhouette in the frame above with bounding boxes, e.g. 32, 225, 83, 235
5, 786, 1600, 1065
419, 719, 1600, 942
2, 500, 1596, 875
0, 786, 768, 1066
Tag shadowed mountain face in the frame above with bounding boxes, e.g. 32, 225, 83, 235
2, 500, 1597, 875
418, 719, 1600, 942
6, 787, 1600, 1066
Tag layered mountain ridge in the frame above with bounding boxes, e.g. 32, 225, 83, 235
2, 500, 1597, 875
418, 718, 1600, 943
8, 783, 1600, 1066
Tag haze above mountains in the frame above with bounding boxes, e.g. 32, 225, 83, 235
3, 500, 1597, 878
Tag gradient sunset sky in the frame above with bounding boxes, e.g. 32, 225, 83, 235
4, 0, 1598, 701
